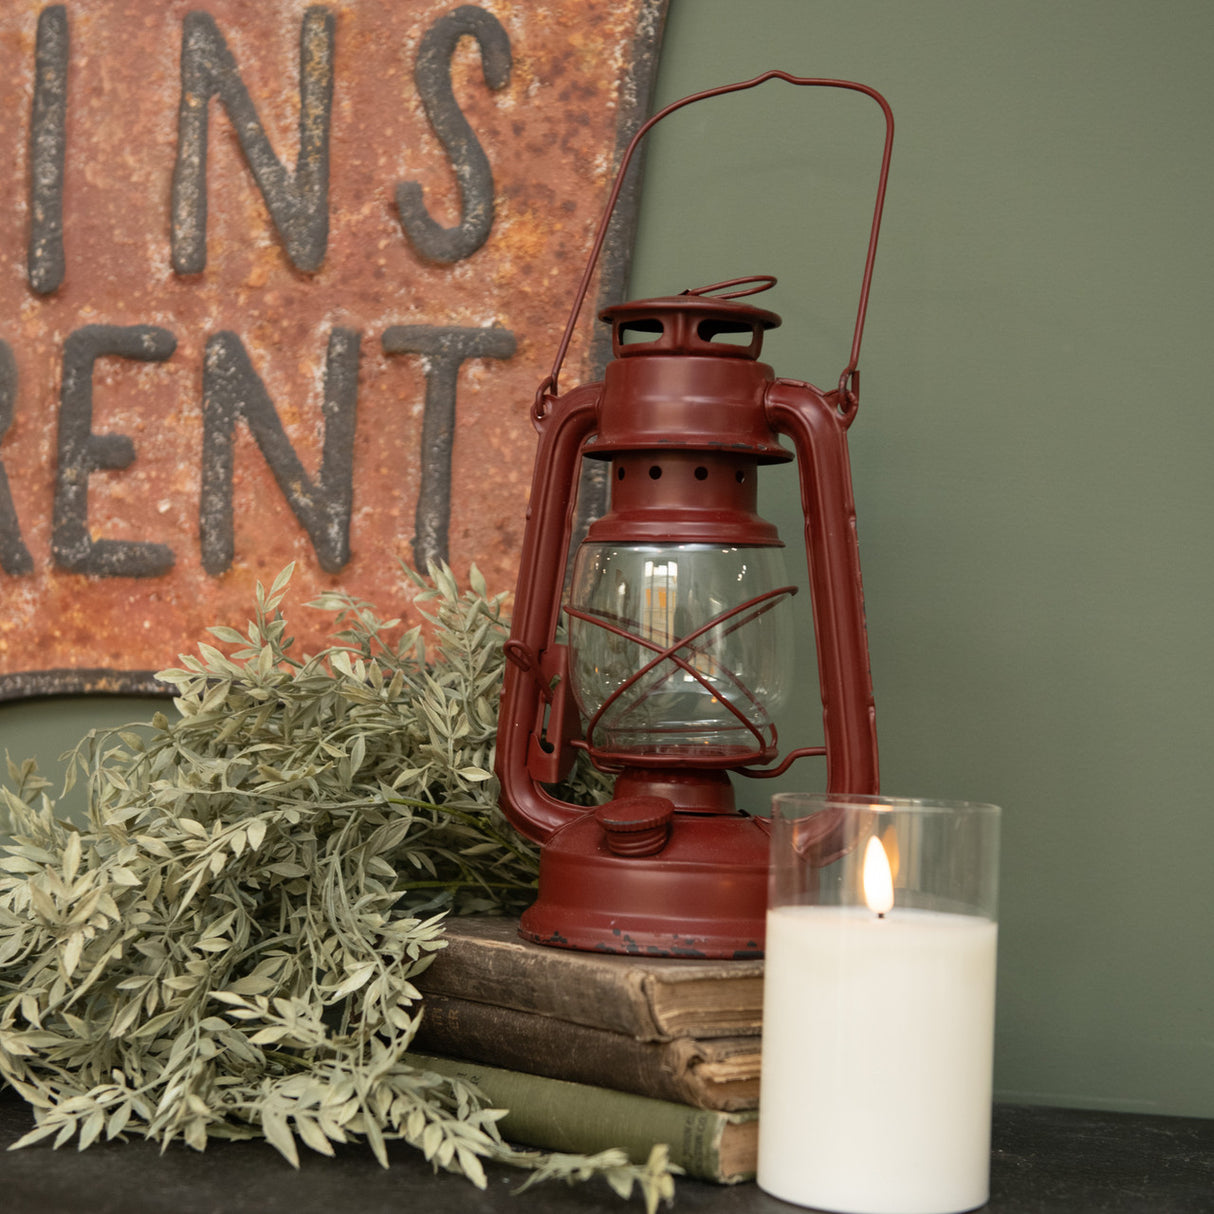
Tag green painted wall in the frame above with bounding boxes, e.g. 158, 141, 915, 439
627, 0, 1213, 1117
2, 0, 1211, 1120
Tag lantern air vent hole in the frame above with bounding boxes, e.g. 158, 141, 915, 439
695, 466, 709, 480
697, 319, 755, 347
619, 319, 664, 345
648, 465, 662, 480
616, 466, 626, 480
736, 470, 746, 483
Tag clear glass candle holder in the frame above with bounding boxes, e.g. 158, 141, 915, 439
758, 793, 1001, 1214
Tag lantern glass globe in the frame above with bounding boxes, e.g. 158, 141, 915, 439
567, 542, 795, 760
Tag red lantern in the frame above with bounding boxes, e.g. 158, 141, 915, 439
496, 73, 894, 957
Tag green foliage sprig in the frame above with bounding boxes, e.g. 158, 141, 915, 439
0, 565, 671, 1211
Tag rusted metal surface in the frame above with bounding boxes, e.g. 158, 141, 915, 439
0, 0, 667, 699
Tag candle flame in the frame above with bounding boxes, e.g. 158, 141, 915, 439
863, 835, 894, 915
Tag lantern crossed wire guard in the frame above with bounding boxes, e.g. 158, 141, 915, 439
495, 73, 893, 957
567, 538, 794, 762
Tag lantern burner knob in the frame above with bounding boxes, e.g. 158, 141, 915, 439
595, 796, 675, 857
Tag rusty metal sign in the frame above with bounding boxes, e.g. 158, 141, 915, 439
0, 0, 667, 699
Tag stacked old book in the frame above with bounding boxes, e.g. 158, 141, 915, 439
407, 915, 763, 1183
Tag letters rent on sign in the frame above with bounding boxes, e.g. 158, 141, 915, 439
0, 0, 667, 699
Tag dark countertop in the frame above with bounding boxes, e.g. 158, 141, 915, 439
1, 1089, 1210, 1213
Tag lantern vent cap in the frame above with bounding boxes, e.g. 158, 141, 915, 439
600, 280, 781, 362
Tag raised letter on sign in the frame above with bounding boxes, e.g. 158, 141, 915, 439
28, 4, 68, 295
171, 7, 334, 274
200, 329, 360, 575
0, 342, 34, 575
52, 325, 177, 578
381, 324, 516, 570
396, 6, 511, 264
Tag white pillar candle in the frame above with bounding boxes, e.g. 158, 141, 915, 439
758, 903, 998, 1214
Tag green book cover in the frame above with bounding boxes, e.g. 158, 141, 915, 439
406, 1051, 757, 1183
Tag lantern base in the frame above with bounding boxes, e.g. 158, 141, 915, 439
519, 810, 771, 958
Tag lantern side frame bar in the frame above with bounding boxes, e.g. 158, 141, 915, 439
766, 377, 880, 795
497, 385, 603, 843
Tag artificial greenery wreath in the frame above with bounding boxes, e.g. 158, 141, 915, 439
0, 565, 674, 1210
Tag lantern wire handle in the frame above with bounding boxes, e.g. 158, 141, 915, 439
685, 275, 778, 300
535, 71, 895, 420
